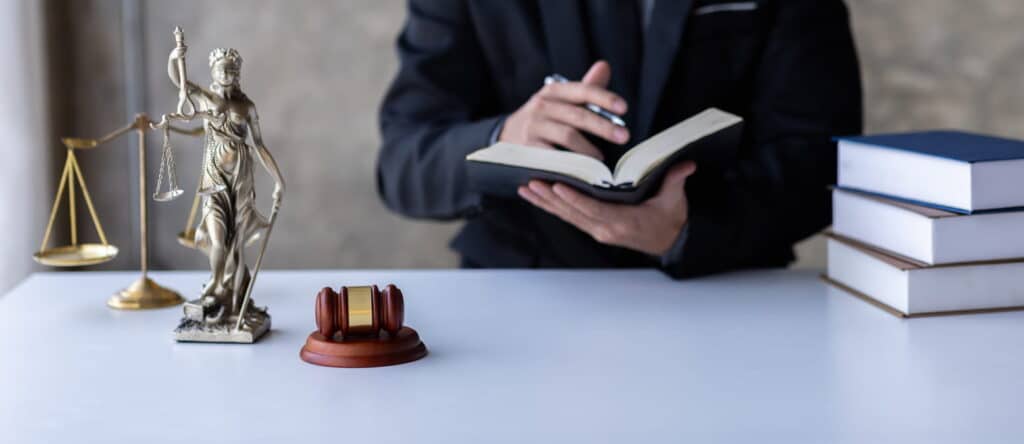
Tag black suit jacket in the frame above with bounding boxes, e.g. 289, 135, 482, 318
377, 0, 862, 278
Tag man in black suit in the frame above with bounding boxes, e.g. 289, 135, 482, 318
377, 0, 862, 278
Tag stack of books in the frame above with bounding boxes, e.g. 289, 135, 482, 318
825, 130, 1024, 317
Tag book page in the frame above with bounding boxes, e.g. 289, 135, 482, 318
466, 142, 614, 185
613, 108, 742, 185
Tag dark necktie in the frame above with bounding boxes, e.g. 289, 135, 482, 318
584, 0, 644, 163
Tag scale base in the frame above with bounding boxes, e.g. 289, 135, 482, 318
107, 276, 184, 310
300, 327, 427, 368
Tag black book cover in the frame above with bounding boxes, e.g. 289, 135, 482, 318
467, 120, 742, 204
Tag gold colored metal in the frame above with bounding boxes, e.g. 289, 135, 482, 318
136, 118, 149, 274
177, 168, 204, 249
107, 276, 185, 310
68, 149, 108, 246
34, 144, 118, 267
38, 153, 71, 255
33, 244, 119, 267
68, 153, 76, 246
177, 228, 197, 249
33, 112, 203, 309
61, 137, 99, 149
347, 286, 375, 330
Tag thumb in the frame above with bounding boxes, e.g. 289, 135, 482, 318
582, 60, 612, 88
656, 161, 697, 197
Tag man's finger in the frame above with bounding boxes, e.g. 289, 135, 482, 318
551, 183, 618, 220
582, 60, 612, 88
661, 161, 697, 190
519, 184, 572, 222
532, 119, 605, 159
528, 180, 576, 216
525, 140, 555, 150
538, 82, 627, 115
540, 100, 628, 146
518, 185, 553, 211
527, 181, 603, 233
646, 161, 697, 206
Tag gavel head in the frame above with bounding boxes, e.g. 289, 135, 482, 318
315, 284, 405, 340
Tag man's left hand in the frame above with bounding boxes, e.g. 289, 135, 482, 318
517, 161, 697, 256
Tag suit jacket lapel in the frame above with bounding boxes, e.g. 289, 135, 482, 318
538, 1, 591, 80
635, 0, 694, 139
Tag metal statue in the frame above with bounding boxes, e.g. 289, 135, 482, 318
155, 27, 285, 343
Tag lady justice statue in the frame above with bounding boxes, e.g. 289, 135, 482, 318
154, 27, 284, 343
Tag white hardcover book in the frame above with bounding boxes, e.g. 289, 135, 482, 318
826, 234, 1024, 316
832, 188, 1024, 265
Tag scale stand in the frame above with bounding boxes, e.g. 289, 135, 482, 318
34, 114, 204, 310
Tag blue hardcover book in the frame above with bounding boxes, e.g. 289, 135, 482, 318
836, 130, 1024, 213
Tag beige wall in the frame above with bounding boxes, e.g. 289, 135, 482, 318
797, 0, 1024, 268
57, 0, 459, 273
38, 0, 1024, 275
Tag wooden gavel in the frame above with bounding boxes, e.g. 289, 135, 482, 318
302, 283, 426, 368
315, 285, 404, 340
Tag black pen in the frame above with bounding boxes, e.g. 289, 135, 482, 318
544, 73, 627, 128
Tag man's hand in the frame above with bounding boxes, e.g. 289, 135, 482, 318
499, 61, 629, 160
517, 161, 697, 256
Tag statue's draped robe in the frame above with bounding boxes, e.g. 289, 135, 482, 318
194, 115, 269, 288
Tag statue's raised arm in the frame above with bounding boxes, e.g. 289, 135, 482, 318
165, 27, 215, 115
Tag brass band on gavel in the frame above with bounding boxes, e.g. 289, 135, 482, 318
315, 285, 405, 339
343, 286, 377, 335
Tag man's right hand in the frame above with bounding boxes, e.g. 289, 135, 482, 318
499, 61, 629, 161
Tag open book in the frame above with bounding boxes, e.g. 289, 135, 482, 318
466, 108, 743, 204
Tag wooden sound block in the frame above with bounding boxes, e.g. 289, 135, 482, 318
299, 326, 427, 368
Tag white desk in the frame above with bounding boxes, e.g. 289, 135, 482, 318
2, 269, 1022, 443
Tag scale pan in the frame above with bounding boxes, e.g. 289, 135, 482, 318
177, 229, 197, 249
33, 244, 119, 267
153, 188, 184, 202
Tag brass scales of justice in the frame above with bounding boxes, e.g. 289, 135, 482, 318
32, 113, 205, 310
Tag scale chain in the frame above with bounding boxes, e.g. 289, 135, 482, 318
153, 126, 183, 202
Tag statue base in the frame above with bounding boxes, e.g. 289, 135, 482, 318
174, 307, 270, 343
300, 327, 427, 368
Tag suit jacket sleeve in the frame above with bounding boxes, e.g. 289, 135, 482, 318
377, 0, 502, 220
662, 0, 863, 278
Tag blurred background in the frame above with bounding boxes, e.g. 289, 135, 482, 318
2, 0, 1023, 292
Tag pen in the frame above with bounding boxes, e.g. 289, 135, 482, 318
544, 73, 627, 128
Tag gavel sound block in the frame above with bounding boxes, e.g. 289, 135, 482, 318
300, 284, 427, 368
